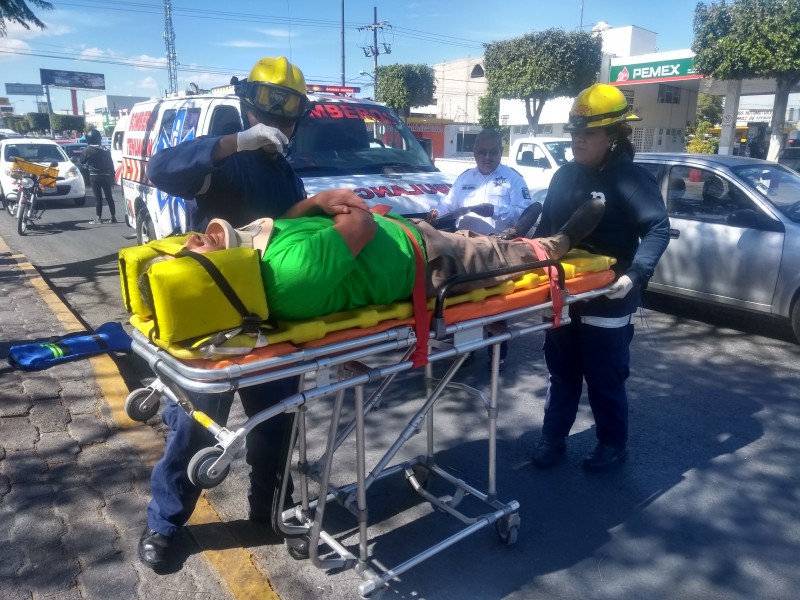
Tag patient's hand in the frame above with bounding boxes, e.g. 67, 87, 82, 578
334, 208, 377, 256
312, 189, 370, 215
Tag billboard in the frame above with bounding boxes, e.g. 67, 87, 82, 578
5, 83, 44, 96
40, 69, 105, 90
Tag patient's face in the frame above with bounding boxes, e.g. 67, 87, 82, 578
184, 231, 225, 254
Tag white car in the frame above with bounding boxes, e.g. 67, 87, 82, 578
0, 137, 87, 208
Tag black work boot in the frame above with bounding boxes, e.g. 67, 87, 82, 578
532, 435, 566, 468
557, 197, 606, 248
582, 443, 628, 472
138, 526, 173, 571
502, 202, 543, 239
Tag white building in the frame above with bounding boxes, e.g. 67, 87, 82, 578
83, 94, 151, 135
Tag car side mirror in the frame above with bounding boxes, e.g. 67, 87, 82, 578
535, 158, 551, 169
726, 208, 782, 232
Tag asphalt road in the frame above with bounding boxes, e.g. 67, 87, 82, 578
2, 193, 800, 600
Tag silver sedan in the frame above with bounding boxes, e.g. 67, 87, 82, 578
634, 152, 800, 342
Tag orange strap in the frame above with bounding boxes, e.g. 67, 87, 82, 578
516, 238, 563, 327
371, 205, 430, 367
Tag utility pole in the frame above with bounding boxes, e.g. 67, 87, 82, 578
163, 0, 178, 95
358, 6, 391, 93
341, 0, 345, 86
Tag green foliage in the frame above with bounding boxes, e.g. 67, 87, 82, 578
692, 0, 800, 82
375, 64, 436, 118
686, 120, 719, 153
4, 114, 29, 133
692, 0, 800, 157
0, 0, 53, 36
477, 94, 500, 129
50, 114, 85, 133
484, 28, 603, 131
696, 93, 724, 126
26, 111, 50, 132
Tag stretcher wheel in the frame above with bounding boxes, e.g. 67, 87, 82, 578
187, 447, 230, 489
285, 534, 310, 560
496, 514, 519, 546
124, 388, 161, 422
406, 463, 431, 491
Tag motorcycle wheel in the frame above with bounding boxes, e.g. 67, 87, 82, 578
17, 197, 29, 235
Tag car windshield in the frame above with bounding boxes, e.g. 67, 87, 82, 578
3, 143, 68, 163
542, 140, 574, 166
732, 163, 800, 221
288, 100, 436, 176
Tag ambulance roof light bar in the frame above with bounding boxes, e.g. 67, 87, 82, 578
307, 84, 361, 96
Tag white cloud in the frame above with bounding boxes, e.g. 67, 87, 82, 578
0, 37, 32, 62
255, 28, 292, 38
177, 70, 231, 90
128, 76, 159, 92
217, 40, 271, 48
129, 54, 169, 71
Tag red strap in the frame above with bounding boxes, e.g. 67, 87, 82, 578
516, 238, 563, 327
371, 206, 430, 367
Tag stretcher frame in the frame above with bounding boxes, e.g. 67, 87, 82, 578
128, 260, 613, 598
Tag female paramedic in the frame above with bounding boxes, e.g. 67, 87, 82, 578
530, 83, 670, 473
138, 56, 314, 571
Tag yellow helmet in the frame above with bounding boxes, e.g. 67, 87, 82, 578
237, 56, 308, 122
564, 83, 642, 132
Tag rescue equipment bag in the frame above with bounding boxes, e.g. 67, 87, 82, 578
7, 322, 132, 371
131, 245, 269, 346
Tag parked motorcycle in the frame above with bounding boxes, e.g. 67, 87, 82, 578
8, 159, 58, 236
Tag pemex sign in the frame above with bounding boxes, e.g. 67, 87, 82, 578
610, 57, 700, 86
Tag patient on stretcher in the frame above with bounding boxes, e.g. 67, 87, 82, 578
138, 198, 605, 322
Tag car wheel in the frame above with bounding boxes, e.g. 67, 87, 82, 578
792, 300, 800, 345
136, 210, 155, 245
74, 196, 86, 207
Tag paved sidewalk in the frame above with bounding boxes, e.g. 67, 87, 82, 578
0, 238, 242, 600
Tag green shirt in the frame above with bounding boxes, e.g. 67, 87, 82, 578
261, 213, 424, 321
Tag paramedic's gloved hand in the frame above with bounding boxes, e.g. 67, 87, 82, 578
605, 274, 634, 299
471, 203, 495, 218
236, 123, 289, 154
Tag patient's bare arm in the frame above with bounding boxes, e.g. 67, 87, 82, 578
333, 208, 378, 256
282, 189, 369, 219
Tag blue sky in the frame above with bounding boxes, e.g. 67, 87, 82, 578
1, 0, 748, 114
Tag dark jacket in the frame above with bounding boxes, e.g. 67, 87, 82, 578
146, 135, 306, 231
79, 144, 115, 177
535, 152, 670, 316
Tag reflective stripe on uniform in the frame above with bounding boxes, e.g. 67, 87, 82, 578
580, 314, 634, 328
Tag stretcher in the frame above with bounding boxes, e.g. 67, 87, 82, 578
126, 252, 615, 598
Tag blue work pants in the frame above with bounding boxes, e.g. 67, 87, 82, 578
147, 378, 297, 536
541, 320, 634, 448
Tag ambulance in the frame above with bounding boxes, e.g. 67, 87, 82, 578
119, 87, 455, 243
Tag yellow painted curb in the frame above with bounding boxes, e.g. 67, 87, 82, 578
1, 235, 279, 600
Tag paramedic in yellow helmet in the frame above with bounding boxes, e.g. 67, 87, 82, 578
141, 57, 360, 572
530, 82, 669, 473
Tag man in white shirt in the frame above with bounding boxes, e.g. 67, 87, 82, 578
430, 128, 533, 235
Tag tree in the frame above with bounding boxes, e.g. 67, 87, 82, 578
477, 94, 501, 129
0, 0, 53, 36
484, 28, 603, 135
686, 120, 720, 154
50, 113, 85, 134
692, 0, 800, 161
695, 92, 724, 126
375, 64, 436, 119
26, 111, 50, 133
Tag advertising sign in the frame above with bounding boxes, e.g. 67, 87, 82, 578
5, 83, 44, 96
610, 58, 700, 85
40, 69, 106, 90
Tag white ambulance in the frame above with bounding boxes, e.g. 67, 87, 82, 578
119, 89, 455, 243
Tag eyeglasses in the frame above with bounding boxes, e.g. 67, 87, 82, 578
474, 148, 501, 157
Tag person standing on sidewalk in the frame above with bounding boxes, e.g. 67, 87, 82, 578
80, 129, 116, 224
137, 56, 311, 572
530, 83, 669, 472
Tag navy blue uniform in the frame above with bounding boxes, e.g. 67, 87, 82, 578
145, 135, 305, 536
534, 152, 669, 448
147, 134, 305, 231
